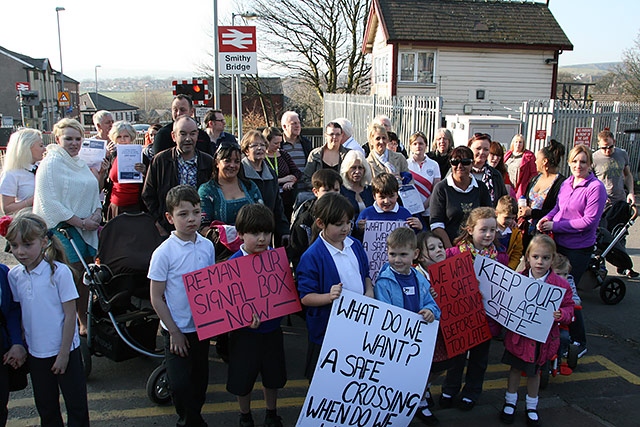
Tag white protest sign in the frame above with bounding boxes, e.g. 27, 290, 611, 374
297, 290, 438, 427
79, 138, 106, 170
362, 220, 407, 283
474, 255, 565, 343
398, 184, 424, 215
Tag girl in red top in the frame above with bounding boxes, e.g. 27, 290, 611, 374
500, 234, 574, 426
441, 207, 508, 411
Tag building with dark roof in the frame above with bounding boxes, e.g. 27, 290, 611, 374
79, 93, 140, 129
0, 45, 80, 130
363, 0, 573, 116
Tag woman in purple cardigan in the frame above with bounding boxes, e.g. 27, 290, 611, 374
537, 145, 607, 286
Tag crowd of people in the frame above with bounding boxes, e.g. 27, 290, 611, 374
0, 95, 636, 426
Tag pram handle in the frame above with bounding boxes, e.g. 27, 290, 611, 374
56, 223, 92, 277
630, 203, 638, 222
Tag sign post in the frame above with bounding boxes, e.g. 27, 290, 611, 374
218, 25, 257, 140
15, 82, 30, 126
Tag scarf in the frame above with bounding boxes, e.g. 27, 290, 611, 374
473, 165, 495, 203
458, 241, 498, 260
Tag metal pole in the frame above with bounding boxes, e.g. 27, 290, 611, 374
95, 65, 101, 110
237, 75, 243, 140
213, 0, 220, 108
231, 13, 237, 136
55, 6, 65, 119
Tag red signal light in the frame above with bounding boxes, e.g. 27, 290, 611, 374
192, 85, 202, 93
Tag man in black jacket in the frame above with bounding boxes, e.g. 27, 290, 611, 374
152, 94, 212, 157
143, 116, 213, 235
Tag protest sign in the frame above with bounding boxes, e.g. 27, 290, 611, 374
427, 252, 491, 358
362, 220, 407, 283
297, 291, 438, 427
182, 247, 301, 340
474, 255, 565, 343
79, 138, 106, 170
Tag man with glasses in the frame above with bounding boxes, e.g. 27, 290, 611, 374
203, 109, 237, 152
593, 129, 638, 277
281, 111, 313, 172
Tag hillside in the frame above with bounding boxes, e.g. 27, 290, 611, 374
559, 62, 621, 77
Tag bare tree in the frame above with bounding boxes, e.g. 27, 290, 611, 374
615, 30, 640, 101
248, 0, 371, 103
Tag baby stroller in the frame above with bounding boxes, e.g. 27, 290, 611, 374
58, 212, 170, 405
578, 202, 637, 305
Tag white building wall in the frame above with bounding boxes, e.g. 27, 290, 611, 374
394, 47, 558, 117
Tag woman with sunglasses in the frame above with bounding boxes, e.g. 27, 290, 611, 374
467, 133, 508, 206
241, 130, 290, 246
429, 146, 492, 248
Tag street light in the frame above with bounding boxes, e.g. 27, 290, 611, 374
230, 11, 258, 138
55, 6, 65, 120
95, 65, 101, 110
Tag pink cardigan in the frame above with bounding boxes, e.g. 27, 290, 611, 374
503, 270, 575, 365
504, 149, 537, 199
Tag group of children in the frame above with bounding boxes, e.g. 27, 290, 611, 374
0, 171, 579, 427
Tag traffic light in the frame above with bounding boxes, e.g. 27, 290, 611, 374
173, 80, 209, 105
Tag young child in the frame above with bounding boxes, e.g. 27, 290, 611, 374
496, 195, 523, 270
288, 169, 342, 271
500, 234, 574, 426
4, 213, 89, 426
374, 228, 441, 426
552, 253, 587, 363
441, 207, 508, 411
226, 203, 286, 427
414, 231, 448, 425
357, 172, 423, 233
148, 185, 215, 427
296, 192, 374, 379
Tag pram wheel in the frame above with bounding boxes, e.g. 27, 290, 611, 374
79, 336, 92, 378
146, 364, 171, 405
599, 277, 626, 305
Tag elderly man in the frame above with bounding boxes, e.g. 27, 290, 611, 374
333, 117, 364, 154
281, 111, 313, 171
93, 110, 115, 155
593, 129, 638, 277
142, 116, 214, 235
203, 109, 237, 151
153, 94, 212, 156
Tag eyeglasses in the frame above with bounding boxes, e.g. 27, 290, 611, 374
473, 133, 491, 140
600, 145, 614, 151
450, 158, 473, 166
248, 144, 267, 150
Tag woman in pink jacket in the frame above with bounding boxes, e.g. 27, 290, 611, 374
504, 134, 537, 199
500, 235, 574, 427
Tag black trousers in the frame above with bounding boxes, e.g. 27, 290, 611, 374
442, 339, 491, 402
162, 330, 210, 427
29, 347, 89, 427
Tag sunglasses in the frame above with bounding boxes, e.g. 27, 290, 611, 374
600, 145, 614, 151
450, 158, 473, 166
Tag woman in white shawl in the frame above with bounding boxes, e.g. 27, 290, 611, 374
33, 118, 103, 335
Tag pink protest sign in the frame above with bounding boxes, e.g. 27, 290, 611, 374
182, 247, 301, 340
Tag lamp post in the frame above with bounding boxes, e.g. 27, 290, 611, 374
95, 65, 101, 110
55, 6, 65, 120
230, 12, 258, 138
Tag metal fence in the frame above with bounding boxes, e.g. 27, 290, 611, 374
324, 94, 443, 147
522, 100, 640, 177
325, 93, 640, 178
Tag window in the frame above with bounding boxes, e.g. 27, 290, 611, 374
399, 51, 435, 83
374, 55, 389, 84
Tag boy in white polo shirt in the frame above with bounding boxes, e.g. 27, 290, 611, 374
149, 185, 215, 427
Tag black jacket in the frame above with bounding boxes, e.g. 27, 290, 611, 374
142, 148, 214, 233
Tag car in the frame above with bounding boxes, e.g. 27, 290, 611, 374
133, 124, 150, 134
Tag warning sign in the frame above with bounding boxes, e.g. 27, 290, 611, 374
573, 127, 593, 146
58, 91, 70, 107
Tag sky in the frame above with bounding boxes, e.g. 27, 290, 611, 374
0, 0, 638, 82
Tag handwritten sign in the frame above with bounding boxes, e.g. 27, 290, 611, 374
427, 252, 491, 358
474, 255, 565, 343
297, 291, 438, 427
362, 220, 407, 283
182, 247, 301, 340
573, 127, 593, 146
